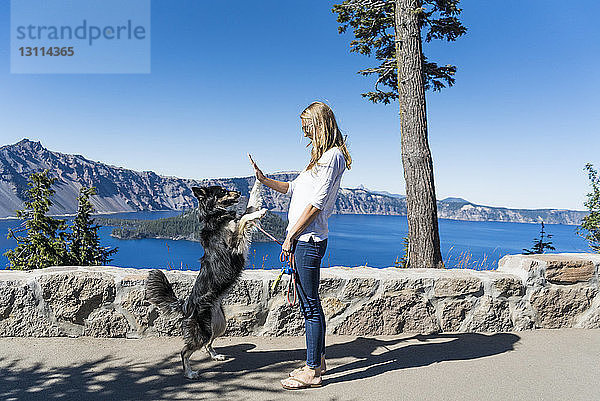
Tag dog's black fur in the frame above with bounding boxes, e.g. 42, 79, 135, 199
145, 183, 265, 379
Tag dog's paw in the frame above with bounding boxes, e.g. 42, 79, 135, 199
211, 354, 227, 361
244, 208, 267, 222
185, 370, 200, 380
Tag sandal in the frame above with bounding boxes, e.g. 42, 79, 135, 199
289, 357, 327, 377
281, 376, 323, 390
289, 364, 327, 377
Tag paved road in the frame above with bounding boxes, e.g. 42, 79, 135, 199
0, 329, 599, 401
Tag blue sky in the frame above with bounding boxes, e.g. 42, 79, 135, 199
1, 0, 599, 210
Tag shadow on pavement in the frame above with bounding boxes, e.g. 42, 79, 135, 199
0, 332, 520, 400
323, 332, 521, 384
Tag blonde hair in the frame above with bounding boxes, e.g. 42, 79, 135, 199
301, 101, 352, 171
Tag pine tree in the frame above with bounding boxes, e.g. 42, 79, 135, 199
578, 163, 600, 253
522, 222, 556, 255
68, 187, 117, 265
5, 170, 68, 270
333, 0, 466, 268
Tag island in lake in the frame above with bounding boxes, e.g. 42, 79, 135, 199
97, 210, 287, 243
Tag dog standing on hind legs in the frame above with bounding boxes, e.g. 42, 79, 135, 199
146, 181, 266, 379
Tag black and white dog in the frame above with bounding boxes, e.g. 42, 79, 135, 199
146, 181, 266, 379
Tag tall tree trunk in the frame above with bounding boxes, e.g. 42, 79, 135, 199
395, 0, 444, 268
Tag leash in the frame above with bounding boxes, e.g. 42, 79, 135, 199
254, 224, 297, 306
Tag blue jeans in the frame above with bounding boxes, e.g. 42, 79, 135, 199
293, 237, 328, 368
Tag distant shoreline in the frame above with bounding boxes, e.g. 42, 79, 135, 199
0, 211, 582, 227
0, 210, 183, 221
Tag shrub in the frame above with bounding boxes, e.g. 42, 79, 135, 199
5, 171, 117, 269
523, 221, 555, 255
68, 187, 117, 265
5, 170, 68, 269
578, 163, 600, 252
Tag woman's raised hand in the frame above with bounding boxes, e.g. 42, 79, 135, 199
248, 154, 290, 194
248, 153, 266, 183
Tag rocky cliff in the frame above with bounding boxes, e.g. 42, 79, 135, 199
0, 139, 588, 224
0, 139, 203, 216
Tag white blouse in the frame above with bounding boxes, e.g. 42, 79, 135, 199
286, 147, 346, 242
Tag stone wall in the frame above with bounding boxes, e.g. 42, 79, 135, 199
0, 253, 598, 337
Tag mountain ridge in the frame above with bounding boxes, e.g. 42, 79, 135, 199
0, 139, 588, 225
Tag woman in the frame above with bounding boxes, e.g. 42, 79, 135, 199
248, 101, 351, 389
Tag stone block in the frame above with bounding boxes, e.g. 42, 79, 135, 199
0, 282, 61, 337
382, 277, 433, 294
322, 297, 347, 319
530, 286, 597, 328
545, 260, 596, 284
335, 290, 439, 335
467, 296, 513, 332
439, 299, 473, 332
319, 277, 345, 296
0, 283, 15, 319
120, 289, 157, 330
223, 279, 263, 306
340, 278, 378, 300
577, 308, 600, 329
261, 299, 304, 336
434, 277, 482, 298
224, 306, 263, 336
493, 277, 525, 298
497, 255, 545, 287
498, 253, 600, 288
39, 272, 115, 324
84, 308, 130, 338
512, 299, 536, 331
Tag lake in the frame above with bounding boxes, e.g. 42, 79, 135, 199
0, 212, 591, 271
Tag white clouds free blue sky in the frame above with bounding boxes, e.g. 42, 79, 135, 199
1, 0, 598, 210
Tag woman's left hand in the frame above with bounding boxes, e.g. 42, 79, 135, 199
248, 154, 266, 183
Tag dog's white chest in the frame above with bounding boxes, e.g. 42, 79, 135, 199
224, 220, 237, 243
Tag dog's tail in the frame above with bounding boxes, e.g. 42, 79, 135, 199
145, 269, 184, 316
